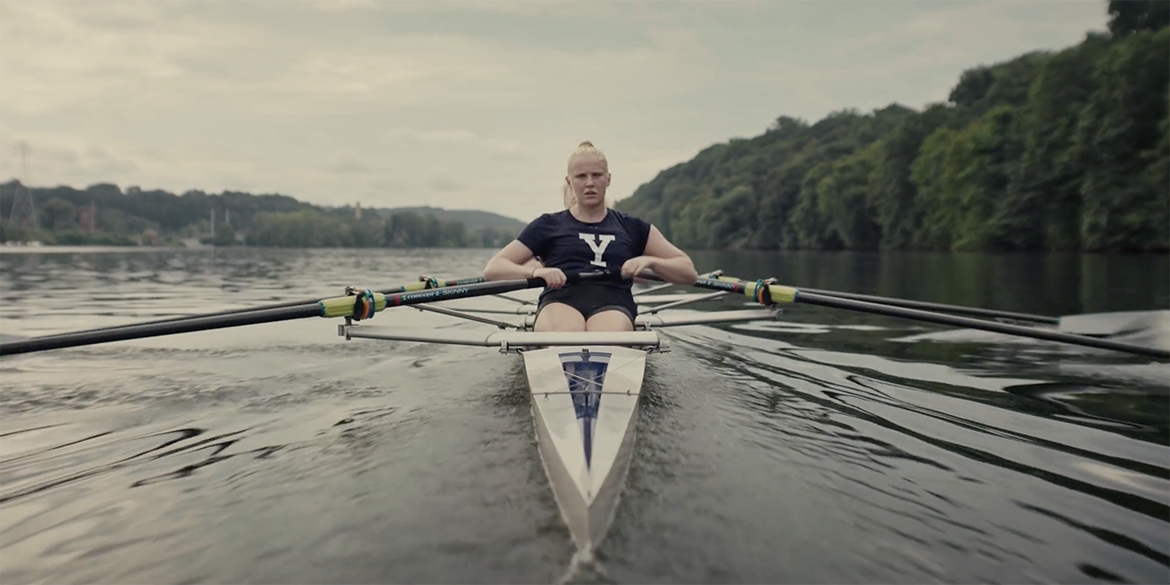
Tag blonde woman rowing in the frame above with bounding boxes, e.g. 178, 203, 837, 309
484, 141, 697, 332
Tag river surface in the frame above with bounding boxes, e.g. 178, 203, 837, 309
0, 247, 1167, 584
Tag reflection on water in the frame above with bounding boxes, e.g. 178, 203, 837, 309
0, 247, 1167, 584
614, 323, 1168, 584
686, 250, 1170, 317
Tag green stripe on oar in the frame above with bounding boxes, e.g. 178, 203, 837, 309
636, 271, 1169, 360
663, 274, 798, 304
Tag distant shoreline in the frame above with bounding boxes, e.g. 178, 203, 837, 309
0, 245, 190, 254
0, 244, 510, 254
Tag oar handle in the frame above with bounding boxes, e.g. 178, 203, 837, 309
526, 269, 624, 288
566, 269, 624, 284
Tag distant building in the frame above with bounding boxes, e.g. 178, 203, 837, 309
355, 201, 362, 220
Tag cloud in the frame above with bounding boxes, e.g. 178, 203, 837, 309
305, 0, 639, 18
395, 129, 481, 145
322, 152, 373, 174
425, 169, 469, 193
1, 0, 714, 118
0, 3, 210, 113
0, 0, 1107, 221
391, 128, 528, 156
305, 0, 381, 12
700, 0, 1107, 119
859, 1, 1095, 70
0, 136, 142, 183
306, 0, 475, 14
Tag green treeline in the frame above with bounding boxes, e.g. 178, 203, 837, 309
244, 208, 513, 248
615, 1, 1169, 253
0, 182, 519, 248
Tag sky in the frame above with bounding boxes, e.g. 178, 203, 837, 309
0, 0, 1109, 223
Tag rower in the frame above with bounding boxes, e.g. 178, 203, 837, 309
483, 140, 698, 332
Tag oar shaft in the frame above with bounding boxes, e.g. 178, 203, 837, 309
637, 272, 1168, 360
796, 291, 1169, 359
319, 270, 615, 317
710, 276, 1058, 324
770, 285, 1059, 324
32, 275, 486, 339
0, 272, 608, 357
0, 303, 323, 356
705, 276, 1056, 323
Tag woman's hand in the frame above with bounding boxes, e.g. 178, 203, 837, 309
621, 256, 657, 280
533, 267, 567, 288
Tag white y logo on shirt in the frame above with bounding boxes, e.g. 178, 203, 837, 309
578, 233, 616, 267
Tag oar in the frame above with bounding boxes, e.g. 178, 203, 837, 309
713, 275, 1057, 325
634, 270, 724, 296
640, 272, 1170, 360
0, 272, 612, 357
30, 275, 487, 340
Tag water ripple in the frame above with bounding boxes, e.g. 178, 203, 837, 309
1, 248, 1168, 584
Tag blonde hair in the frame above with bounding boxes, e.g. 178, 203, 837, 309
562, 140, 611, 209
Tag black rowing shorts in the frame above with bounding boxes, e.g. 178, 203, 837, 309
536, 282, 637, 323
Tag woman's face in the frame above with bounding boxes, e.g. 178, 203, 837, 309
566, 155, 610, 208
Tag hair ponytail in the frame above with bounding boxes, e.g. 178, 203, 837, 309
562, 182, 575, 209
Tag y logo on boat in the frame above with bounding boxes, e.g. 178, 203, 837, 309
578, 234, 616, 267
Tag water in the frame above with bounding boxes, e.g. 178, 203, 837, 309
1, 247, 1167, 584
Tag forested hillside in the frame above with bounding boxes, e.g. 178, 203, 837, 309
615, 1, 1169, 252
0, 181, 524, 248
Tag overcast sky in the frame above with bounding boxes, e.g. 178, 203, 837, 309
1, 0, 1108, 223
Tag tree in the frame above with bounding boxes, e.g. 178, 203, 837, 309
614, 1, 1169, 253
1075, 28, 1170, 251
40, 197, 76, 230
1107, 0, 1169, 37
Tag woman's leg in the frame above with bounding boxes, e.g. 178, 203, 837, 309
533, 302, 587, 332
584, 309, 635, 332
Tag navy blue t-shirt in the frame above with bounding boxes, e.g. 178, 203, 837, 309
517, 209, 652, 290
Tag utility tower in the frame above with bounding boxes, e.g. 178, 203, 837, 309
7, 142, 38, 231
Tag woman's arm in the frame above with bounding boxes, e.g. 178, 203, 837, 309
483, 240, 541, 280
626, 225, 698, 285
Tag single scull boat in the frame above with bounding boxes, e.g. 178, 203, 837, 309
338, 270, 778, 556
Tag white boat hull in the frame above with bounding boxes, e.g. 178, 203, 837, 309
522, 345, 646, 555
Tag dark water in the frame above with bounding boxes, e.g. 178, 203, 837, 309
1, 247, 1167, 584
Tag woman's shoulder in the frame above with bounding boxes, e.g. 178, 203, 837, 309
544, 209, 575, 220
526, 209, 571, 225
608, 208, 651, 230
